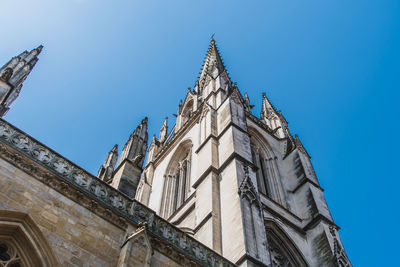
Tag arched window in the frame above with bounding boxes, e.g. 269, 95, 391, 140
249, 128, 287, 207
265, 220, 309, 267
181, 99, 194, 126
160, 140, 192, 218
0, 210, 59, 267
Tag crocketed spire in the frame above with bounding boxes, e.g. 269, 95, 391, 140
119, 117, 149, 169
195, 38, 229, 94
0, 45, 43, 116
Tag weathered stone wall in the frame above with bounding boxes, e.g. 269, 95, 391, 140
0, 117, 236, 267
0, 157, 125, 266
150, 251, 182, 267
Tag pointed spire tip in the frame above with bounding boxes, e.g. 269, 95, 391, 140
34, 45, 43, 54
141, 117, 148, 125
111, 144, 118, 152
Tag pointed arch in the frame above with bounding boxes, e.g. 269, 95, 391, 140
248, 127, 287, 207
160, 139, 193, 218
181, 98, 194, 126
0, 210, 60, 267
264, 220, 309, 267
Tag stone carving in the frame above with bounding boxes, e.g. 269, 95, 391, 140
200, 104, 210, 119
269, 238, 292, 267
244, 92, 255, 112
238, 165, 262, 210
119, 117, 148, 169
0, 119, 236, 267
97, 144, 118, 183
153, 108, 201, 163
265, 108, 277, 120
129, 201, 155, 227
0, 119, 132, 226
261, 93, 277, 119
0, 241, 23, 266
159, 117, 168, 144
149, 236, 200, 267
151, 216, 233, 266
0, 46, 43, 117
329, 226, 351, 267
0, 68, 13, 82
196, 39, 227, 93
118, 225, 153, 267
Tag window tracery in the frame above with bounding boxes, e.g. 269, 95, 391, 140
265, 221, 309, 267
0, 210, 59, 267
249, 129, 287, 207
160, 141, 192, 218
181, 100, 194, 126
0, 242, 22, 267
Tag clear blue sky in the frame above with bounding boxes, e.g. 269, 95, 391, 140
1, 0, 399, 265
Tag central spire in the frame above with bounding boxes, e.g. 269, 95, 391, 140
195, 38, 229, 93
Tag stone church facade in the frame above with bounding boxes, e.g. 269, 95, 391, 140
0, 40, 351, 266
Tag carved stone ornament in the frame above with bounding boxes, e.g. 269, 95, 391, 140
0, 142, 129, 229
0, 119, 132, 225
0, 119, 236, 267
200, 104, 210, 119
266, 107, 277, 120
0, 68, 13, 83
329, 226, 352, 267
150, 216, 234, 266
238, 165, 262, 210
118, 226, 153, 267
268, 238, 292, 267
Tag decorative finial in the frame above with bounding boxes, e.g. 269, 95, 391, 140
210, 33, 215, 44
36, 45, 44, 53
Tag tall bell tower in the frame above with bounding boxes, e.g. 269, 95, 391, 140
132, 39, 351, 267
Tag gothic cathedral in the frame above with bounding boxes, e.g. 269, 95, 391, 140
0, 40, 351, 266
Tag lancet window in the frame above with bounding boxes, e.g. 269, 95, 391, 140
160, 141, 192, 218
250, 129, 287, 207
